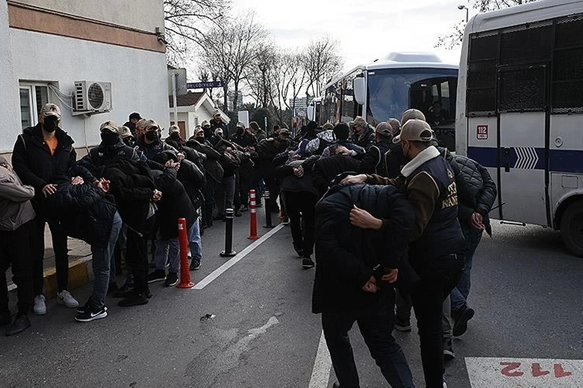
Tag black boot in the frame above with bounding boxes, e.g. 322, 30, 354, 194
118, 291, 148, 307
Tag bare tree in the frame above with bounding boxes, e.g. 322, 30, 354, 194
300, 37, 343, 101
435, 0, 539, 49
245, 42, 278, 109
274, 51, 308, 122
163, 0, 231, 66
198, 13, 268, 113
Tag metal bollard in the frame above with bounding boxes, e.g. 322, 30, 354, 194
220, 208, 237, 257
263, 190, 273, 229
177, 218, 194, 288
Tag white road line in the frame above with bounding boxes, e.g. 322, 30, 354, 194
308, 331, 332, 388
192, 223, 285, 289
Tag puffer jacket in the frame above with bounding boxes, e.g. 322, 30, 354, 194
312, 183, 415, 313
440, 148, 497, 235
0, 160, 35, 231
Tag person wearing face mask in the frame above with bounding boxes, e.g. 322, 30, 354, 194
135, 120, 178, 160
12, 103, 82, 315
341, 119, 465, 388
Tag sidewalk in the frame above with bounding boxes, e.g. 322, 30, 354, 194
6, 225, 93, 298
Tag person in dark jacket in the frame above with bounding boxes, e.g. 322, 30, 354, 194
45, 164, 122, 322
135, 120, 178, 160
256, 137, 289, 213
209, 110, 228, 139
275, 155, 320, 268
351, 116, 375, 150
186, 129, 223, 228
99, 159, 161, 306
0, 157, 36, 336
342, 119, 465, 388
11, 103, 80, 314
123, 112, 142, 136
147, 154, 197, 286
358, 122, 393, 175
312, 154, 361, 198
320, 123, 365, 159
231, 122, 257, 213
442, 149, 497, 338
78, 120, 146, 298
313, 181, 416, 388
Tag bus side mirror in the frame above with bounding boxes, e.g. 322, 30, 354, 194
353, 77, 365, 105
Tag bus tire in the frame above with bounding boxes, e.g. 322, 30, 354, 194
560, 201, 583, 257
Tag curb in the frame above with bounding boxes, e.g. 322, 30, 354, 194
7, 255, 94, 299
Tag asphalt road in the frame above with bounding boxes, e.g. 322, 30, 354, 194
1, 213, 582, 388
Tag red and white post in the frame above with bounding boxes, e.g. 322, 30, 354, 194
248, 189, 259, 240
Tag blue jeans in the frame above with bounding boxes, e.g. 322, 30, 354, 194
322, 290, 415, 388
91, 211, 122, 309
155, 237, 180, 274
189, 219, 202, 260
450, 225, 483, 312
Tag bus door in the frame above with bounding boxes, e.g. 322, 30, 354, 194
497, 64, 549, 226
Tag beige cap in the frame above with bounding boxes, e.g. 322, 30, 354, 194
375, 122, 392, 137
392, 119, 433, 143
118, 126, 132, 139
100, 120, 119, 133
401, 109, 426, 125
40, 103, 61, 120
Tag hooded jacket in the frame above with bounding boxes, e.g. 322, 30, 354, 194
312, 183, 415, 313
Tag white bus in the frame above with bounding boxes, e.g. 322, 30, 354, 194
322, 52, 459, 150
455, 0, 583, 256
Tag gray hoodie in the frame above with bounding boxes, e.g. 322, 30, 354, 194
0, 157, 36, 231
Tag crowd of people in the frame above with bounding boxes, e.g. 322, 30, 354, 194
0, 103, 496, 388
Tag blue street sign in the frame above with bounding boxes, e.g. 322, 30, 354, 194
186, 81, 225, 89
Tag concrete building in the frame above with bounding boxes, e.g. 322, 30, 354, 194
0, 0, 169, 156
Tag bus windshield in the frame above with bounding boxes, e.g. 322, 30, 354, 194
366, 68, 458, 126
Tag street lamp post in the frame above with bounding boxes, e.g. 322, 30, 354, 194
458, 4, 469, 23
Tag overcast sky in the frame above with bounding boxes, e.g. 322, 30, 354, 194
232, 0, 478, 72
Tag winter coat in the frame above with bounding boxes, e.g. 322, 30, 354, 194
12, 124, 76, 211
99, 159, 156, 234
358, 139, 392, 175
353, 126, 375, 150
0, 161, 36, 231
440, 149, 497, 234
312, 183, 415, 313
152, 168, 196, 240
186, 139, 224, 183
275, 155, 319, 197
177, 159, 206, 212
135, 138, 178, 160
312, 155, 361, 198
45, 180, 116, 248
79, 140, 146, 175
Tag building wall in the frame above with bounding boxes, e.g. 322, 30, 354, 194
0, 0, 169, 153
10, 0, 163, 32
0, 2, 21, 150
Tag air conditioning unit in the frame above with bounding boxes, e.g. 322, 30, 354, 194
73, 81, 112, 114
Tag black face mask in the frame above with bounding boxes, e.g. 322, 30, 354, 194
145, 131, 159, 142
195, 137, 205, 143
101, 132, 120, 146
43, 116, 59, 133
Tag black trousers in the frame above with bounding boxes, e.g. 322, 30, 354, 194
32, 216, 69, 294
126, 228, 149, 294
283, 191, 317, 258
410, 253, 463, 388
0, 220, 35, 316
322, 290, 415, 388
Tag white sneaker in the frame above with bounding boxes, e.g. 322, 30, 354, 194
57, 290, 79, 308
33, 294, 47, 315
